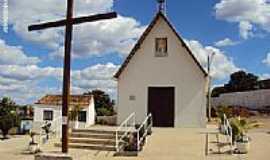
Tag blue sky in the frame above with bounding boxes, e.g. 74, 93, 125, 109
0, 0, 269, 104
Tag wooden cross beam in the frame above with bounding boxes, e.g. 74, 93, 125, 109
28, 12, 117, 31
28, 0, 117, 153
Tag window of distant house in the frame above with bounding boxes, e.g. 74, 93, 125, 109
43, 110, 53, 121
78, 111, 87, 122
155, 37, 168, 57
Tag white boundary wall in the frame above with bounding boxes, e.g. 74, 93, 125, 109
212, 89, 270, 109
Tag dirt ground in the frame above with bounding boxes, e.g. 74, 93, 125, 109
0, 116, 269, 160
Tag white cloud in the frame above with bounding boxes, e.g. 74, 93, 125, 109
71, 63, 119, 98
51, 16, 145, 58
260, 73, 270, 80
262, 52, 270, 66
0, 40, 62, 104
0, 65, 62, 81
185, 40, 240, 80
0, 0, 145, 103
239, 21, 253, 39
0, 63, 63, 104
214, 0, 270, 39
214, 38, 239, 47
0, 38, 241, 103
0, 62, 119, 104
0, 0, 247, 103
0, 39, 40, 65
0, 41, 119, 103
7, 0, 145, 59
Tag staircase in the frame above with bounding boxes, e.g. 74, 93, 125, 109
55, 128, 125, 151
55, 113, 153, 153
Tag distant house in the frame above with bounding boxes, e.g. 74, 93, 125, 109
17, 105, 34, 134
32, 95, 95, 132
17, 105, 34, 120
114, 12, 207, 128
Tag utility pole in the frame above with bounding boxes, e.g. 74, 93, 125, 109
207, 52, 215, 122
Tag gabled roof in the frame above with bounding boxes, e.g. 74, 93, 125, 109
114, 11, 207, 79
35, 95, 93, 107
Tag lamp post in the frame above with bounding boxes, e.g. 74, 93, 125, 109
207, 52, 215, 122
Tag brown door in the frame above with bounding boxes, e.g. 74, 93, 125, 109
148, 87, 175, 127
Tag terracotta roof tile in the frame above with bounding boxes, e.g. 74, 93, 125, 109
35, 95, 93, 107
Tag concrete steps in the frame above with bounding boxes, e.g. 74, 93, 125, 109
55, 128, 126, 151
70, 132, 116, 139
55, 143, 116, 151
72, 129, 125, 135
69, 137, 116, 145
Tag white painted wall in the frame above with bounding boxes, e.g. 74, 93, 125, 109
33, 101, 95, 133
32, 105, 61, 133
212, 89, 270, 109
117, 16, 207, 128
33, 105, 61, 123
87, 96, 96, 126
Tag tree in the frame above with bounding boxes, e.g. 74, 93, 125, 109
212, 71, 260, 97
212, 86, 228, 97
225, 71, 259, 92
0, 97, 19, 139
84, 89, 115, 116
69, 105, 82, 121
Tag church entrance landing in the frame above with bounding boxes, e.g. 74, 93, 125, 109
148, 87, 175, 127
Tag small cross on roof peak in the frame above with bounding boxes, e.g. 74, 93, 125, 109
157, 0, 166, 13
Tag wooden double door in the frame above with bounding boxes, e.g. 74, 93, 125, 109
148, 87, 175, 127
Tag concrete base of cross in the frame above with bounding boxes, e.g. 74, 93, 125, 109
35, 153, 72, 160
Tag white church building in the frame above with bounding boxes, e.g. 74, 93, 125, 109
114, 11, 208, 128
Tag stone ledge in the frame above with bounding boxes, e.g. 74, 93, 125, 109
35, 153, 73, 160
114, 151, 138, 157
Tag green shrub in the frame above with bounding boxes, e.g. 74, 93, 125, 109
84, 89, 115, 112
0, 97, 20, 139
96, 119, 106, 125
0, 114, 16, 139
230, 117, 260, 143
69, 105, 82, 121
96, 107, 115, 116
216, 106, 233, 123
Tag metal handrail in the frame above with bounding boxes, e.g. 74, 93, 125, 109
115, 112, 136, 152
136, 113, 152, 151
223, 114, 233, 154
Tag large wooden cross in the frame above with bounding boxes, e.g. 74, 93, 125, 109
28, 0, 117, 153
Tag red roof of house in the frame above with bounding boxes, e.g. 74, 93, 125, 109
35, 95, 93, 107
114, 11, 207, 79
